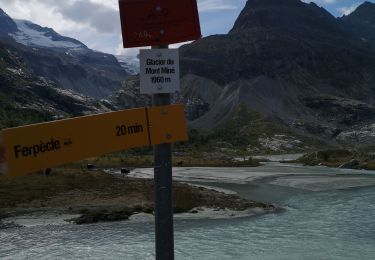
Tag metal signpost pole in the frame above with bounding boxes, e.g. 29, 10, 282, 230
119, 1, 200, 258
152, 44, 174, 260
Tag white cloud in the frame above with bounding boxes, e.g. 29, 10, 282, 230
322, 0, 337, 4
2, 1, 74, 33
338, 3, 361, 16
1, 0, 204, 56
88, 0, 118, 10
1, 0, 121, 52
302, 0, 337, 5
198, 0, 238, 12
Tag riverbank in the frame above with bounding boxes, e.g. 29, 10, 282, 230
126, 164, 375, 190
292, 149, 375, 170
2, 165, 375, 260
0, 168, 275, 227
75, 154, 262, 168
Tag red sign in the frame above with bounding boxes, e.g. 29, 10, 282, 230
119, 0, 201, 48
0, 145, 6, 164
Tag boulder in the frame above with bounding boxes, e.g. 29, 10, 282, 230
339, 159, 360, 169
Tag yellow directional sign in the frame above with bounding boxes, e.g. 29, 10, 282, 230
0, 104, 188, 177
148, 105, 188, 144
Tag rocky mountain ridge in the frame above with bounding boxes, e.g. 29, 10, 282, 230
340, 1, 375, 42
10, 19, 86, 49
173, 0, 375, 148
0, 8, 130, 99
2, 1, 375, 152
0, 41, 112, 129
0, 8, 17, 35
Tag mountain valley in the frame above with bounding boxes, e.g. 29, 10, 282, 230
2, 0, 375, 153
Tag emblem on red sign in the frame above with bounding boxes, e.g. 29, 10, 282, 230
119, 0, 201, 48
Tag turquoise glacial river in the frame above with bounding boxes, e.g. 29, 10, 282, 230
1, 163, 375, 259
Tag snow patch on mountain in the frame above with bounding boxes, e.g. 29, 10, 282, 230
9, 20, 84, 49
115, 55, 139, 75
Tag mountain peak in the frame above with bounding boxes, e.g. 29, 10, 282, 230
230, 0, 339, 36
0, 8, 17, 35
0, 9, 87, 49
344, 1, 375, 20
354, 1, 375, 12
10, 19, 87, 49
0, 8, 7, 16
361, 1, 375, 7
339, 1, 375, 41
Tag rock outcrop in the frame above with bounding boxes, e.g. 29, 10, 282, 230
177, 0, 375, 146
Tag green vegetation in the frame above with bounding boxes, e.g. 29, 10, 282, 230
71, 150, 261, 169
366, 160, 375, 170
0, 169, 119, 208
213, 105, 280, 148
297, 149, 353, 167
295, 149, 375, 170
72, 208, 134, 224
0, 94, 50, 129
0, 44, 51, 129
176, 105, 326, 155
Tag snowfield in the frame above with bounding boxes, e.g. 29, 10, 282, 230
9, 20, 84, 49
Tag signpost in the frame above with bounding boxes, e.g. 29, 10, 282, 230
151, 44, 174, 260
0, 105, 187, 177
1, 0, 201, 258
119, 0, 201, 48
0, 133, 7, 175
119, 1, 201, 259
140, 48, 180, 94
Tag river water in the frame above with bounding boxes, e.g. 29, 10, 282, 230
1, 163, 375, 259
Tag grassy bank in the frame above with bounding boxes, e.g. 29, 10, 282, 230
69, 153, 262, 169
0, 168, 273, 224
294, 149, 375, 170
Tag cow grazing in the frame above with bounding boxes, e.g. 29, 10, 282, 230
121, 168, 130, 178
44, 168, 52, 176
87, 164, 95, 170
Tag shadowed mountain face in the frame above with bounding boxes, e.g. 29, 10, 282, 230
0, 8, 126, 128
3, 1, 375, 150
340, 1, 375, 42
181, 0, 375, 90
0, 42, 112, 129
178, 0, 375, 144
0, 8, 17, 34
230, 0, 342, 36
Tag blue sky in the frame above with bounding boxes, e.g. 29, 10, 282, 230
1, 0, 373, 59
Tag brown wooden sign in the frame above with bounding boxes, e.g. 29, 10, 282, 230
119, 0, 201, 47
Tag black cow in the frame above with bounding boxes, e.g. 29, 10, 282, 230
44, 168, 52, 176
121, 168, 130, 178
87, 164, 95, 170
